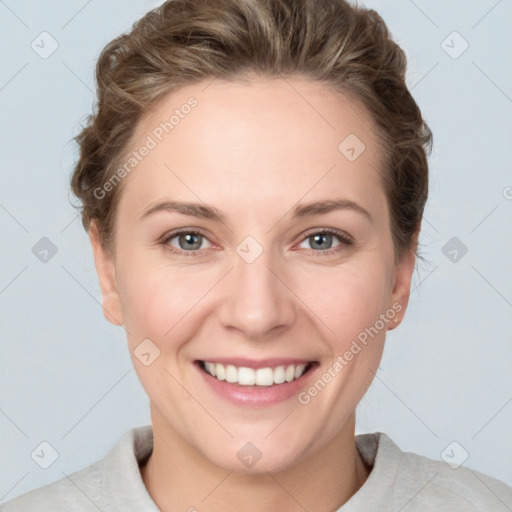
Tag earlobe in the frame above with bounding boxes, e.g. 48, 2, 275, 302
89, 221, 124, 326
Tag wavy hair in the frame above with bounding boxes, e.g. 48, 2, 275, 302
70, 0, 432, 262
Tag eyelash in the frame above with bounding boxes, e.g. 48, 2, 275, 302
159, 227, 354, 257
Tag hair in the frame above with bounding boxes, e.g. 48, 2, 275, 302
70, 0, 432, 262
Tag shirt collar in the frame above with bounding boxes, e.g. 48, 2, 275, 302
101, 425, 402, 511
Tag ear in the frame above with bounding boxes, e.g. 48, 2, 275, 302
89, 220, 124, 326
387, 234, 418, 330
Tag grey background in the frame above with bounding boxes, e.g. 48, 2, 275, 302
1, 0, 511, 503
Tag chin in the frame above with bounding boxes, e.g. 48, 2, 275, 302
211, 448, 300, 475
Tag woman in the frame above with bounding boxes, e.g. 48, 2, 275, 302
3, 0, 511, 510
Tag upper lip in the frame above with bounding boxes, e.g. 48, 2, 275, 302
196, 358, 317, 369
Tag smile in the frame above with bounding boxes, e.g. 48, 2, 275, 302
198, 360, 316, 387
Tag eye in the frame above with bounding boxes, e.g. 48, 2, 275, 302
161, 229, 213, 256
297, 228, 353, 254
160, 227, 353, 257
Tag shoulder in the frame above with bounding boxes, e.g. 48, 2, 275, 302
1, 425, 154, 512
0, 459, 104, 511
368, 433, 512, 511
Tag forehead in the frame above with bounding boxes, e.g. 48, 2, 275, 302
116, 76, 387, 220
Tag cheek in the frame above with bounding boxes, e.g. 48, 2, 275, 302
287, 262, 391, 443
116, 254, 214, 346
115, 257, 210, 398
117, 249, 393, 349
293, 261, 391, 347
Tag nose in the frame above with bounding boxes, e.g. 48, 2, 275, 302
216, 243, 297, 341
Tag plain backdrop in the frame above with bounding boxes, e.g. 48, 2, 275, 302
1, 0, 511, 503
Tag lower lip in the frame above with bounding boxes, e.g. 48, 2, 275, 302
195, 362, 318, 407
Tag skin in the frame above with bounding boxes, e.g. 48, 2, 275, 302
89, 75, 417, 512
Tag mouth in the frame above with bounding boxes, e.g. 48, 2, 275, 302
195, 360, 319, 387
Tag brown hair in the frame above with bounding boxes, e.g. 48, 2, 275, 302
71, 0, 432, 262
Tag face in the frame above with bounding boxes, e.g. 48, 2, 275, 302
90, 76, 416, 474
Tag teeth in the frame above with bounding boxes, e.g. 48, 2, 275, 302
239, 367, 256, 385
273, 365, 285, 384
206, 362, 216, 376
202, 361, 309, 386
225, 364, 237, 383
215, 363, 225, 381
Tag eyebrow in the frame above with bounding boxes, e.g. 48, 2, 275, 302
140, 199, 372, 223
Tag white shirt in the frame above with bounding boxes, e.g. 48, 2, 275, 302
2, 425, 511, 511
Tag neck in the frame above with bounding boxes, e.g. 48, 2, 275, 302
140, 406, 370, 512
